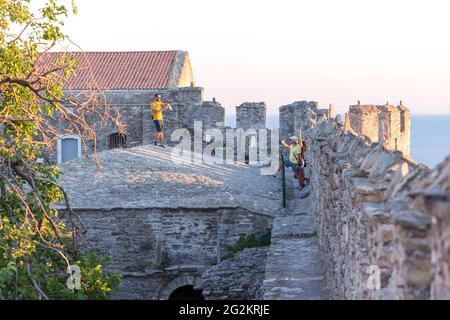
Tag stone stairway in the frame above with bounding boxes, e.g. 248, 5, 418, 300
261, 183, 329, 300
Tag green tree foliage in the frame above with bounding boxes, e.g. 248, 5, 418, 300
0, 0, 121, 299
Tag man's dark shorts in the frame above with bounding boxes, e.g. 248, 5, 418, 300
154, 120, 164, 132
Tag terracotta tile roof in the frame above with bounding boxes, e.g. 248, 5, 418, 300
39, 51, 178, 90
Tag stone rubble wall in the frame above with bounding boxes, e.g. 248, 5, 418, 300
348, 105, 380, 143
308, 118, 450, 299
44, 87, 226, 163
74, 207, 271, 270
348, 104, 411, 156
67, 207, 271, 299
198, 247, 269, 300
199, 101, 226, 130
279, 101, 319, 142
236, 102, 267, 130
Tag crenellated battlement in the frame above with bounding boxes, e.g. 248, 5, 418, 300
347, 102, 411, 156
236, 102, 267, 130
305, 115, 449, 300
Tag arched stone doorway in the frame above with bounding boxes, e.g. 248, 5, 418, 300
168, 285, 204, 300
156, 275, 203, 300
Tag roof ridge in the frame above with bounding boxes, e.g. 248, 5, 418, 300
40, 51, 182, 90
46, 50, 182, 54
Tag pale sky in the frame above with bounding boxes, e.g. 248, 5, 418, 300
59, 0, 450, 115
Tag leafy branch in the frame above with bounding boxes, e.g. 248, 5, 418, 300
0, 0, 122, 299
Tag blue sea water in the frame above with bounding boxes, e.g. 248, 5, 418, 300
410, 115, 450, 168
225, 114, 450, 168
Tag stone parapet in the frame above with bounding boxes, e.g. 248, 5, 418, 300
279, 101, 319, 142
236, 102, 267, 130
308, 118, 449, 299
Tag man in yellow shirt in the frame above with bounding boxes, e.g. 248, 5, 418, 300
151, 94, 170, 148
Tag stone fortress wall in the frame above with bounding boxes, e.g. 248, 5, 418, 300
233, 102, 274, 165
299, 107, 450, 299
53, 91, 450, 300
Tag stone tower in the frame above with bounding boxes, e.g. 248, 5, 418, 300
328, 104, 335, 119
236, 102, 267, 130
279, 101, 319, 141
234, 102, 268, 165
348, 103, 380, 142
378, 102, 410, 156
396, 102, 411, 156
348, 102, 410, 157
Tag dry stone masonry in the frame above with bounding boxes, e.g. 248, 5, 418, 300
57, 145, 279, 299
198, 247, 269, 300
236, 102, 267, 130
347, 102, 410, 156
307, 117, 450, 299
279, 101, 319, 142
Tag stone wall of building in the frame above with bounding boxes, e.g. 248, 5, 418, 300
306, 118, 450, 299
68, 207, 271, 299
166, 51, 195, 88
44, 87, 225, 163
199, 247, 269, 300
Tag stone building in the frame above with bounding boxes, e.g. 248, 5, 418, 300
56, 144, 279, 299
348, 101, 410, 156
43, 51, 225, 164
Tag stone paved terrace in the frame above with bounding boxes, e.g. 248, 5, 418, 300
56, 144, 281, 216
262, 179, 329, 300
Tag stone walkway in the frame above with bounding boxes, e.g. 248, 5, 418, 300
261, 181, 329, 300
